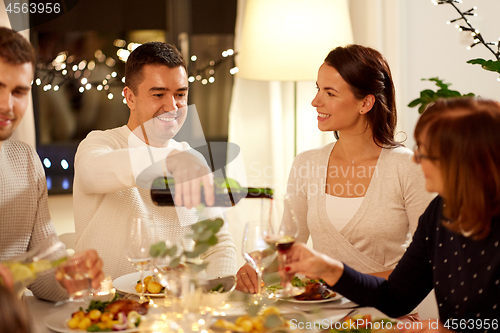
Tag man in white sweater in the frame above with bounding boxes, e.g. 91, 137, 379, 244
0, 27, 104, 301
73, 42, 237, 279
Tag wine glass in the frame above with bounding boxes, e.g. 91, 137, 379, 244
124, 215, 155, 303
242, 220, 277, 298
266, 195, 301, 297
151, 238, 183, 295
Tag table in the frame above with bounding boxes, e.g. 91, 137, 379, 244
24, 290, 390, 333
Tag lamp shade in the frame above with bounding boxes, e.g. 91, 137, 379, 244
237, 0, 353, 81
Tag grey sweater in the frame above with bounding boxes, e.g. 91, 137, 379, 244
0, 140, 68, 301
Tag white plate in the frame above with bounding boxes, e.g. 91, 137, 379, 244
281, 293, 343, 303
113, 271, 164, 297
45, 306, 138, 333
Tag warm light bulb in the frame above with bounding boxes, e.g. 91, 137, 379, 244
78, 60, 87, 70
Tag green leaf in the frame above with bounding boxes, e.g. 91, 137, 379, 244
185, 243, 210, 258
187, 262, 207, 273
207, 235, 218, 246
149, 241, 167, 258
407, 98, 422, 108
166, 245, 178, 257
420, 89, 436, 102
196, 230, 213, 242
418, 104, 427, 114
426, 77, 451, 90
245, 301, 262, 317
169, 257, 181, 269
265, 314, 282, 329
467, 58, 500, 74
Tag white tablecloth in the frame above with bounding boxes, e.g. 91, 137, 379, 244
24, 289, 389, 333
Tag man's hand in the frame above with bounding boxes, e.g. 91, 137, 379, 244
165, 149, 214, 209
236, 264, 259, 294
0, 264, 14, 290
56, 249, 104, 291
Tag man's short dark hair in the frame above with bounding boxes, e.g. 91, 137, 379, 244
125, 42, 186, 93
0, 27, 36, 66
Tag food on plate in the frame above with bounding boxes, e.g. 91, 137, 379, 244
328, 314, 399, 333
67, 297, 148, 331
212, 306, 290, 333
266, 276, 336, 300
105, 299, 149, 317
135, 275, 165, 294
210, 283, 225, 293
294, 281, 335, 301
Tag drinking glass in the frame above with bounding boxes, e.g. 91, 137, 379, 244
265, 195, 301, 297
124, 215, 155, 303
242, 220, 277, 297
151, 238, 183, 294
2, 234, 66, 298
58, 252, 94, 301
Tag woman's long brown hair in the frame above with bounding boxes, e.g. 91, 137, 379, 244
414, 97, 500, 239
324, 44, 400, 148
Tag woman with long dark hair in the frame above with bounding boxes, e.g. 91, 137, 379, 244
237, 45, 434, 293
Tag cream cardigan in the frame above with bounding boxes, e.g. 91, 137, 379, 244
283, 142, 435, 273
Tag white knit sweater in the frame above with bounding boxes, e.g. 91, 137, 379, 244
73, 126, 237, 279
283, 142, 436, 273
0, 140, 68, 301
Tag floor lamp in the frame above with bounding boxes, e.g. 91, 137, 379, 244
236, 0, 353, 157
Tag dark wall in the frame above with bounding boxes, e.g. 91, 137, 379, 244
31, 0, 236, 34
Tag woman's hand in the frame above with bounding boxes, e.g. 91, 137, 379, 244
279, 243, 344, 286
235, 264, 259, 293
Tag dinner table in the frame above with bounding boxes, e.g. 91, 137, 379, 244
24, 288, 393, 333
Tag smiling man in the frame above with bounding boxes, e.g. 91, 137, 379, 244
73, 42, 237, 279
0, 27, 104, 302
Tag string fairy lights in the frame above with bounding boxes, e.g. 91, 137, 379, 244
34, 39, 238, 101
432, 0, 500, 59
